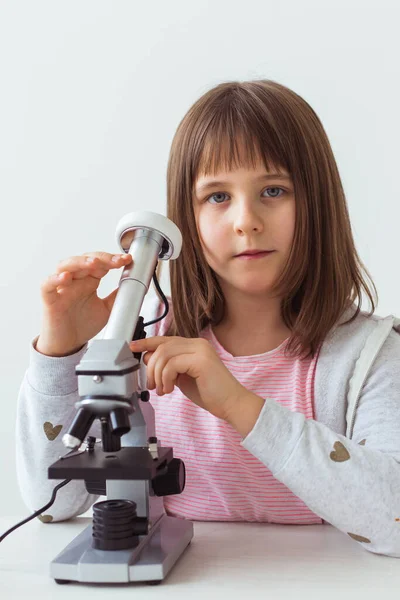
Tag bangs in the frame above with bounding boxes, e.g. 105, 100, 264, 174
192, 96, 289, 181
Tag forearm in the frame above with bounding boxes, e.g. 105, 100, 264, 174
16, 339, 98, 522
228, 392, 400, 557
225, 390, 265, 438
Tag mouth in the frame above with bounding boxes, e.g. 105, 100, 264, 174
235, 250, 275, 259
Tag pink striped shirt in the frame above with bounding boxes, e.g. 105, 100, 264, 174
148, 314, 323, 524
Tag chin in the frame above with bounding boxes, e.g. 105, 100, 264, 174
233, 281, 275, 295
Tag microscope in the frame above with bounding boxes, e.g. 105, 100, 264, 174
47, 211, 194, 585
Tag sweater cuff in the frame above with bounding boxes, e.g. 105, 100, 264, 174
240, 396, 306, 474
27, 335, 89, 396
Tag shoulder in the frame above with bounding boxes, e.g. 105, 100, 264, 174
367, 323, 400, 377
314, 306, 400, 431
317, 305, 400, 392
320, 305, 400, 360
351, 317, 400, 450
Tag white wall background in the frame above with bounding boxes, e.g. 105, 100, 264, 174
1, 0, 399, 518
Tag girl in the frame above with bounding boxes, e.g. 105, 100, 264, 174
16, 80, 400, 557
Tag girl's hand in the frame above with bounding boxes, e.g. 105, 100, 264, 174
37, 252, 132, 356
129, 336, 247, 422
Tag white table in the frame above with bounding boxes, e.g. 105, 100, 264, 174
1, 516, 399, 599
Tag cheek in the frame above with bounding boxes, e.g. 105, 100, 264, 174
196, 212, 225, 255
287, 206, 296, 245
275, 201, 296, 248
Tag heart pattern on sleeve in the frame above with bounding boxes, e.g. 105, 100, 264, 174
329, 441, 350, 462
43, 422, 63, 441
329, 438, 372, 544
347, 532, 371, 543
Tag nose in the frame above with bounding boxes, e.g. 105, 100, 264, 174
233, 201, 264, 235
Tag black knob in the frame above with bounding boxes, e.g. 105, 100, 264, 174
140, 390, 150, 402
152, 458, 186, 496
86, 436, 96, 452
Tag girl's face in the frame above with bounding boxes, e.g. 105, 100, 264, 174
193, 158, 296, 297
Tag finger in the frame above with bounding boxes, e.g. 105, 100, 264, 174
160, 359, 177, 394
154, 351, 169, 395
130, 336, 178, 353
131, 345, 149, 365
138, 339, 198, 390
67, 260, 112, 280
83, 251, 133, 269
55, 253, 132, 275
161, 355, 192, 394
144, 351, 157, 390
153, 345, 194, 395
40, 271, 72, 303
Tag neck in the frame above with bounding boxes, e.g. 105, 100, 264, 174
212, 289, 292, 356
217, 289, 287, 333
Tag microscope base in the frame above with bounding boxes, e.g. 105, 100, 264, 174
50, 514, 194, 584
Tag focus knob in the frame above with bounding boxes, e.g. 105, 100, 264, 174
152, 458, 186, 496
140, 390, 150, 402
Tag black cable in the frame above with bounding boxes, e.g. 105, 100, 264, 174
0, 478, 72, 543
143, 266, 169, 327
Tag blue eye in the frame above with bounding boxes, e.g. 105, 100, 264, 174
206, 187, 285, 204
262, 187, 284, 198
207, 192, 229, 204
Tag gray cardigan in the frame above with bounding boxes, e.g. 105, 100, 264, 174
15, 296, 400, 557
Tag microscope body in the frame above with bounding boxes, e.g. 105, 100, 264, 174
47, 212, 193, 585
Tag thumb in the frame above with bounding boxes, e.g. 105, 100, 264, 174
103, 287, 119, 313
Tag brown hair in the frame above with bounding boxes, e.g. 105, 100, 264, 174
156, 79, 378, 359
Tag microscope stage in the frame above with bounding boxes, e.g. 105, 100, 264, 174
48, 446, 173, 481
